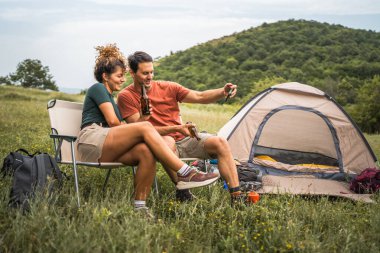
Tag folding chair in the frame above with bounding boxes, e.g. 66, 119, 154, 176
47, 99, 158, 207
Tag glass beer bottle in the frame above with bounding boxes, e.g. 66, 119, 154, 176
186, 121, 201, 141
141, 85, 151, 115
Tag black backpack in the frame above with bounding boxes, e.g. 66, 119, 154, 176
1, 149, 64, 211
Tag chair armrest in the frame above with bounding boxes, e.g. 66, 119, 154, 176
50, 134, 77, 142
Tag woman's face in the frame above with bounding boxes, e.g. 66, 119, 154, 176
105, 66, 126, 92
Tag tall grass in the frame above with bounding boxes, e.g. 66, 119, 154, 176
0, 85, 379, 253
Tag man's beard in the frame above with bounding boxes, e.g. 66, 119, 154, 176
142, 82, 151, 89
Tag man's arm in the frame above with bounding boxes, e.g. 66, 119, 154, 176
182, 83, 237, 103
125, 112, 192, 136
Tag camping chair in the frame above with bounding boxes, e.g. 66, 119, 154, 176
47, 99, 158, 207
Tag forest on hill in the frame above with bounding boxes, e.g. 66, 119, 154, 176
154, 19, 380, 133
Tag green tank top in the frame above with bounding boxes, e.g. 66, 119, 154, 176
81, 83, 122, 128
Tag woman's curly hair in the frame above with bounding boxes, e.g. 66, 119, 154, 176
94, 43, 127, 83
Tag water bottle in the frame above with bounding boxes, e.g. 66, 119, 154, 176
209, 164, 219, 175
223, 181, 228, 190
209, 159, 218, 164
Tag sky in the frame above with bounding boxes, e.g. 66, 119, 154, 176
1, 0, 380, 91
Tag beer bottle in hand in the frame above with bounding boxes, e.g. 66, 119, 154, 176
186, 121, 201, 141
141, 85, 151, 115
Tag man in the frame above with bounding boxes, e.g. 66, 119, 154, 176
118, 51, 246, 204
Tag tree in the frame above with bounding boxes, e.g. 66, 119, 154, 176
0, 75, 12, 85
10, 59, 58, 91
225, 57, 238, 69
347, 76, 380, 133
240, 76, 288, 104
335, 78, 356, 105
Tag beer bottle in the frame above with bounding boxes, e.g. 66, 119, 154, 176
224, 87, 235, 103
186, 121, 201, 141
140, 85, 151, 115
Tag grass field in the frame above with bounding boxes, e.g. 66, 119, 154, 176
0, 85, 379, 253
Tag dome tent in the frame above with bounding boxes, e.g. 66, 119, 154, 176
218, 82, 378, 201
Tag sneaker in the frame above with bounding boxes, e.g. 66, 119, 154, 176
134, 207, 155, 220
176, 167, 220, 190
176, 189, 196, 202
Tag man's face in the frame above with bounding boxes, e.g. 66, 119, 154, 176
131, 62, 154, 89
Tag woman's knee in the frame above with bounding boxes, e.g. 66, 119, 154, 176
135, 143, 155, 160
138, 121, 154, 130
136, 121, 156, 135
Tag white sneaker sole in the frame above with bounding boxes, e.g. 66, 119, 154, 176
176, 175, 220, 190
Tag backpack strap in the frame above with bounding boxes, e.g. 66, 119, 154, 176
35, 155, 48, 188
49, 155, 65, 182
30, 156, 43, 187
15, 148, 32, 157
47, 155, 66, 192
31, 151, 42, 157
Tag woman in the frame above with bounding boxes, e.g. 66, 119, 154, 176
76, 44, 219, 216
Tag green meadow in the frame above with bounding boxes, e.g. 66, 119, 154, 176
0, 85, 379, 253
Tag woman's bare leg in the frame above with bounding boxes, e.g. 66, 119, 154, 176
103, 143, 156, 200
100, 122, 219, 191
101, 122, 184, 171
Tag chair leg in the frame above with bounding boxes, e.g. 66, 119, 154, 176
154, 176, 159, 195
102, 169, 112, 193
132, 166, 136, 176
70, 141, 81, 207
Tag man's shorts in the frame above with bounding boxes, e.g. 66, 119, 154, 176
175, 132, 216, 159
75, 123, 110, 162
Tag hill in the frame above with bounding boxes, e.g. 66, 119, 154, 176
155, 19, 380, 133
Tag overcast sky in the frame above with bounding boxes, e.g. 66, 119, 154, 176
1, 0, 380, 90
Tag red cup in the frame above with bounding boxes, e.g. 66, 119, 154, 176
248, 191, 260, 203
